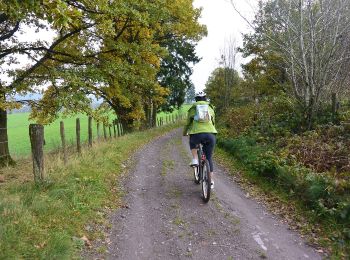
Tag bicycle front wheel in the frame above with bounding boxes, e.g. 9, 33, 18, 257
201, 160, 211, 203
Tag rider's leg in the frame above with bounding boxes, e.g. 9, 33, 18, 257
191, 148, 198, 160
189, 134, 199, 165
202, 133, 216, 183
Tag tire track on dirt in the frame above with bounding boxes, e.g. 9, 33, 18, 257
107, 128, 322, 260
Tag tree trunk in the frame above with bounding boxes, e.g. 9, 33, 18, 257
119, 118, 133, 133
0, 108, 14, 167
144, 102, 152, 129
88, 116, 92, 147
332, 93, 337, 123
152, 104, 157, 127
306, 96, 315, 130
103, 124, 107, 140
113, 120, 117, 138
60, 121, 67, 165
76, 118, 81, 154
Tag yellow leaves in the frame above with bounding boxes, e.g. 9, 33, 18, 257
140, 49, 160, 68
30, 86, 60, 125
0, 99, 22, 111
162, 0, 206, 40
151, 84, 169, 105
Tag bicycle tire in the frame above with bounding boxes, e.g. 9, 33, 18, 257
193, 165, 200, 184
201, 159, 211, 203
194, 148, 202, 184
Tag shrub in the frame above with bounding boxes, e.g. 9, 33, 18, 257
218, 137, 350, 223
221, 105, 259, 137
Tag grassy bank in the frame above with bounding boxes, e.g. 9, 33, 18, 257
0, 123, 183, 259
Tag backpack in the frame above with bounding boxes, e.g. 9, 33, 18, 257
194, 104, 211, 123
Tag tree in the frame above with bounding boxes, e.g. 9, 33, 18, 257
157, 37, 201, 112
185, 84, 196, 103
239, 0, 350, 128
0, 0, 109, 165
219, 37, 239, 111
30, 0, 206, 132
239, 6, 289, 99
205, 67, 241, 113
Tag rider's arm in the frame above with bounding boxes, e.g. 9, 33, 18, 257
183, 108, 194, 135
210, 105, 216, 126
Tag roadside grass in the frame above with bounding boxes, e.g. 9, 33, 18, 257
215, 147, 348, 259
0, 122, 183, 259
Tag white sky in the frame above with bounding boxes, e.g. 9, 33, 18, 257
191, 0, 258, 92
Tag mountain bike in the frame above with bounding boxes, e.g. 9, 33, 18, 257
193, 144, 211, 203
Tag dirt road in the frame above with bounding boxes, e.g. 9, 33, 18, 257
107, 129, 322, 259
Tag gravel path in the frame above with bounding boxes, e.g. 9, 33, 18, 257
107, 128, 322, 260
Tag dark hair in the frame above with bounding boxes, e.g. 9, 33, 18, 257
195, 96, 207, 102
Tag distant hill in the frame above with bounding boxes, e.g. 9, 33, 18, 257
9, 94, 102, 114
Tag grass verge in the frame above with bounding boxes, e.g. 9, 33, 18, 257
0, 123, 183, 259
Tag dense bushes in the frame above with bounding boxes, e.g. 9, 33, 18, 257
217, 136, 350, 224
287, 126, 350, 173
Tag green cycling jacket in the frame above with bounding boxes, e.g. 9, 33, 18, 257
183, 101, 218, 135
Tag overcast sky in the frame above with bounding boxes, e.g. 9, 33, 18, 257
191, 0, 258, 92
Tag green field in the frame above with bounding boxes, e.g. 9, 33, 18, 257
7, 105, 191, 158
8, 113, 100, 158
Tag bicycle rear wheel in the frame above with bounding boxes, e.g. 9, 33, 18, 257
193, 165, 200, 184
194, 147, 202, 184
201, 159, 211, 203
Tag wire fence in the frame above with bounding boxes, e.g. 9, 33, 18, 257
3, 111, 187, 161
29, 112, 186, 182
6, 114, 101, 159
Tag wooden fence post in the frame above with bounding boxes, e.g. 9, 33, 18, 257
97, 122, 100, 140
76, 118, 81, 154
60, 121, 67, 165
117, 120, 121, 137
113, 120, 117, 138
120, 121, 124, 136
88, 116, 92, 147
29, 124, 44, 183
103, 124, 107, 140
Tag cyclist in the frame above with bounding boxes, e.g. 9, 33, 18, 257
183, 91, 217, 189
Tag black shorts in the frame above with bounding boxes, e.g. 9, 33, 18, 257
189, 133, 216, 149
189, 133, 216, 172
